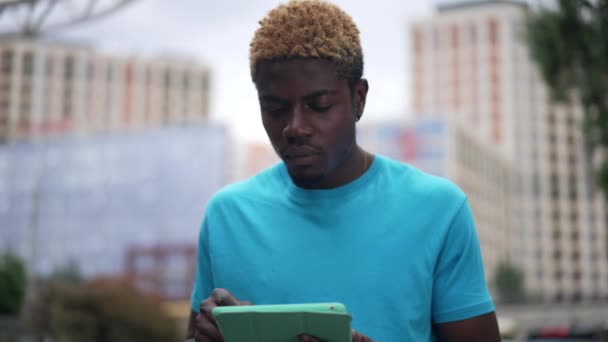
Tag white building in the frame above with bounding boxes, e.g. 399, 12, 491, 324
0, 39, 210, 141
410, 0, 608, 302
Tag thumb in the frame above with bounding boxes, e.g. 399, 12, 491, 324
298, 334, 323, 342
211, 288, 240, 306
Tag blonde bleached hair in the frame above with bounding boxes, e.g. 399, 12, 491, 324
249, 0, 364, 86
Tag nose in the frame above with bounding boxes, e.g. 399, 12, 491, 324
283, 105, 312, 139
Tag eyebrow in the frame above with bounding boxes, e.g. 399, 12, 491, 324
259, 89, 338, 103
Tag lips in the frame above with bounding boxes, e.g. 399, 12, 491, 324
282, 147, 320, 166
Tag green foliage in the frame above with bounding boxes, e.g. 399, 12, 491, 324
31, 278, 181, 342
494, 261, 525, 304
526, 0, 608, 197
0, 253, 27, 316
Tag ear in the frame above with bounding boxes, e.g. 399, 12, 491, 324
353, 79, 369, 122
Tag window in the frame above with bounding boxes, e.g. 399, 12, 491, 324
554, 270, 563, 281
106, 64, 113, 82
549, 150, 559, 165
182, 72, 189, 89
567, 134, 575, 145
23, 52, 33, 75
571, 211, 579, 223
45, 56, 53, 76
1, 50, 13, 73
554, 292, 563, 302
551, 175, 560, 198
552, 228, 561, 240
553, 250, 562, 261
571, 250, 580, 261
566, 115, 575, 127
532, 174, 541, 197
549, 133, 557, 143
64, 56, 74, 80
552, 209, 560, 223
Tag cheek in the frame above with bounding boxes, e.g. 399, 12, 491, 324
321, 117, 356, 156
262, 118, 284, 140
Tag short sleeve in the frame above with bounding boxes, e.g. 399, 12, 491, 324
190, 217, 214, 313
431, 199, 495, 323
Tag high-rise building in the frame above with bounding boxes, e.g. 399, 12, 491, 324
358, 118, 513, 294
410, 0, 608, 302
0, 39, 210, 141
228, 139, 278, 183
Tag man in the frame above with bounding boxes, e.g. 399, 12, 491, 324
187, 1, 501, 341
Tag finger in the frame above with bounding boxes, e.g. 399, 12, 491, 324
194, 328, 213, 342
200, 298, 217, 327
351, 330, 372, 342
240, 300, 253, 306
199, 299, 219, 325
298, 334, 324, 342
211, 288, 240, 306
194, 313, 223, 341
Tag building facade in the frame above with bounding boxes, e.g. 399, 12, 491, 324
0, 125, 227, 279
228, 139, 278, 183
0, 39, 210, 141
410, 0, 608, 302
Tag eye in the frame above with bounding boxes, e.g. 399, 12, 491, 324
307, 103, 333, 113
261, 105, 288, 117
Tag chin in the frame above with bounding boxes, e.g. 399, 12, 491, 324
286, 166, 325, 187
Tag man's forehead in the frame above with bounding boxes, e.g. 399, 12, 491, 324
255, 59, 345, 95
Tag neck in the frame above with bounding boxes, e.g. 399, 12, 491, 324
294, 144, 370, 190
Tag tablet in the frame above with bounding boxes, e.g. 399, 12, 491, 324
212, 302, 352, 342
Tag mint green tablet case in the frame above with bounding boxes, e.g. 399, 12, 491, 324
212, 303, 352, 342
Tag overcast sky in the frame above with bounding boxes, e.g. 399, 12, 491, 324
53, 0, 446, 141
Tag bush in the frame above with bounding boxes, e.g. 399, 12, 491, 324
0, 253, 27, 316
494, 261, 526, 304
31, 278, 181, 342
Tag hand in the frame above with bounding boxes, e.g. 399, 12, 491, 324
193, 288, 251, 342
298, 329, 373, 342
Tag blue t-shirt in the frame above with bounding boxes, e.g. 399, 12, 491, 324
191, 155, 494, 341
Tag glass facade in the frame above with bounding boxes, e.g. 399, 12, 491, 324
0, 124, 227, 278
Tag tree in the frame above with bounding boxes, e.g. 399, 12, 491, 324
0, 253, 27, 316
526, 0, 608, 197
494, 261, 525, 304
31, 278, 181, 342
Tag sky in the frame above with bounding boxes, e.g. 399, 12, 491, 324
52, 0, 444, 141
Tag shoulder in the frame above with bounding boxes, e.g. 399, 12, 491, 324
376, 155, 466, 207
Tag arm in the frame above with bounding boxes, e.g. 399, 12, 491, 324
432, 199, 498, 339
434, 311, 501, 342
